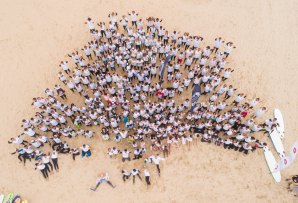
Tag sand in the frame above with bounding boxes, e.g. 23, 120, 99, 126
0, 0, 298, 202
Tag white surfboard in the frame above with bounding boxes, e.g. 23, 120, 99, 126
0, 194, 4, 203
274, 109, 285, 139
263, 146, 281, 183
270, 129, 285, 158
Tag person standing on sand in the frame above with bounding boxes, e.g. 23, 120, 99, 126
90, 172, 116, 191
122, 169, 131, 182
149, 154, 165, 176
224, 42, 236, 58
42, 153, 53, 172
51, 150, 59, 172
122, 149, 131, 162
108, 12, 118, 29
162, 144, 169, 158
131, 168, 142, 184
187, 135, 193, 151
253, 107, 267, 118
97, 22, 106, 37
59, 61, 70, 74
35, 162, 49, 180
144, 168, 151, 186
85, 17, 95, 32
120, 15, 129, 32
128, 11, 139, 28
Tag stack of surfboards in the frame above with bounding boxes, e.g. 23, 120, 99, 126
0, 193, 28, 203
263, 109, 285, 183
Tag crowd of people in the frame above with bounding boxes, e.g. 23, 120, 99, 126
9, 11, 276, 185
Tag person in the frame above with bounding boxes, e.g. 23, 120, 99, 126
97, 22, 106, 37
59, 61, 70, 74
51, 135, 62, 150
120, 15, 129, 31
122, 149, 130, 162
90, 172, 116, 191
253, 107, 267, 118
35, 162, 49, 180
286, 175, 298, 197
70, 148, 80, 160
122, 170, 131, 182
187, 135, 193, 151
162, 145, 169, 158
224, 42, 236, 58
131, 168, 142, 184
213, 37, 224, 53
128, 11, 139, 28
85, 17, 95, 32
42, 153, 53, 172
11, 147, 27, 165
51, 150, 59, 172
293, 175, 298, 183
286, 175, 298, 185
144, 168, 151, 186
150, 154, 165, 176
60, 141, 70, 153
81, 144, 91, 157
133, 148, 142, 160
8, 135, 28, 145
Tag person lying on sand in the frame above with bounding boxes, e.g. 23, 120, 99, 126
90, 172, 116, 191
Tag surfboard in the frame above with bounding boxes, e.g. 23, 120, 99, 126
263, 146, 281, 183
269, 129, 285, 158
0, 194, 5, 203
3, 193, 13, 203
274, 109, 285, 139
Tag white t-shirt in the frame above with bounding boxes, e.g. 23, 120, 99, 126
53, 137, 61, 143
130, 13, 137, 21
87, 20, 95, 30
122, 150, 130, 158
51, 151, 58, 159
37, 164, 46, 170
42, 156, 50, 164
150, 156, 165, 165
13, 137, 23, 144
144, 169, 150, 177
131, 169, 140, 175
81, 145, 90, 152
60, 62, 69, 71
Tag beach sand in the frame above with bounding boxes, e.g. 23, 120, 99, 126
0, 0, 297, 202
